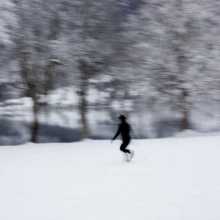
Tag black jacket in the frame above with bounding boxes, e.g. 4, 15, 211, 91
113, 121, 131, 141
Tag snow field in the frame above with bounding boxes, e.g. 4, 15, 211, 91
0, 136, 220, 220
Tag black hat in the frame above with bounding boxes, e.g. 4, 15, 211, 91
119, 115, 126, 120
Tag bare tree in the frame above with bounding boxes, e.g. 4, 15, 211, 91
13, 0, 62, 142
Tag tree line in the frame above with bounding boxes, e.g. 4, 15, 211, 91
0, 0, 220, 142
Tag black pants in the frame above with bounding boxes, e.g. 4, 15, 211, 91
120, 139, 131, 154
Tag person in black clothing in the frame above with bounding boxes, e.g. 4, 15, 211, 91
112, 115, 134, 161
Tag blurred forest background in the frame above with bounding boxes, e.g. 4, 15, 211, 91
1, 0, 220, 145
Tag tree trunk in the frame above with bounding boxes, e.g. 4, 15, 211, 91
31, 98, 40, 143
78, 76, 89, 139
174, 0, 191, 131
180, 108, 189, 130
180, 89, 190, 130
79, 91, 89, 139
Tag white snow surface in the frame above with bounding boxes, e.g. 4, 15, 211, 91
0, 136, 220, 220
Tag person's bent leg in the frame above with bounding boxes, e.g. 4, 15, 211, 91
120, 141, 131, 154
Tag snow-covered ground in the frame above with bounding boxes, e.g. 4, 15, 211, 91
0, 136, 220, 220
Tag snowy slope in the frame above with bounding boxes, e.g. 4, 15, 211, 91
0, 136, 220, 220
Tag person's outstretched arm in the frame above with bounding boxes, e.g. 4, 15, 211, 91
112, 125, 121, 141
